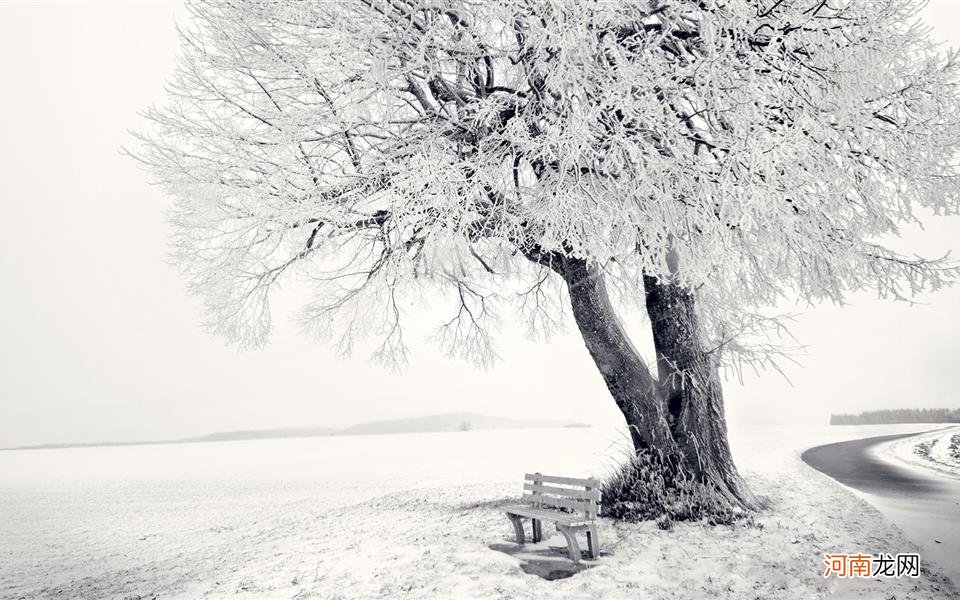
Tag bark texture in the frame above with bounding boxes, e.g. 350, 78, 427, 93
545, 254, 757, 514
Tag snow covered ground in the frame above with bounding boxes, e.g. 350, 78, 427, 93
0, 424, 956, 599
879, 425, 960, 479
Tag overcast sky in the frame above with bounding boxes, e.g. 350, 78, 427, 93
1, 1, 959, 448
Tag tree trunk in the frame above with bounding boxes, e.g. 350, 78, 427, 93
557, 256, 757, 514
643, 273, 758, 509
560, 258, 677, 460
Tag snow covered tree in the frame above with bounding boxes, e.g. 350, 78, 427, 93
135, 0, 960, 518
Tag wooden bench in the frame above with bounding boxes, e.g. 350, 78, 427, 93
502, 473, 601, 562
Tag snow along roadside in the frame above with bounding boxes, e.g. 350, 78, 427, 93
877, 425, 960, 479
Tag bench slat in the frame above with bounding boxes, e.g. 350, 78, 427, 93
525, 473, 600, 488
524, 483, 600, 500
522, 494, 596, 516
503, 504, 592, 525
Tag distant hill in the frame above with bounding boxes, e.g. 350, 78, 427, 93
830, 408, 960, 425
187, 427, 338, 443
5, 413, 586, 450
337, 412, 575, 436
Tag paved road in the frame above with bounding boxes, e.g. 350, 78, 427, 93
802, 429, 960, 590
801, 431, 950, 496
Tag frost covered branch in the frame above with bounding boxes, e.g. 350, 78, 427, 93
134, 0, 960, 367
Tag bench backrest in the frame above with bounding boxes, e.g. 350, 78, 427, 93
522, 472, 601, 519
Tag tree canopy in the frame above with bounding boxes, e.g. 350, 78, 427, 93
135, 0, 960, 369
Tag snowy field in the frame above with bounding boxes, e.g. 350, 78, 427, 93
1, 424, 957, 600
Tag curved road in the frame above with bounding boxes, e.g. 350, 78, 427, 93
801, 431, 950, 496
802, 430, 960, 590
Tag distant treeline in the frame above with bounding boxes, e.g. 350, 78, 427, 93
830, 408, 960, 425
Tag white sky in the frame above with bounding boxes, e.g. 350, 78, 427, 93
1, 1, 959, 447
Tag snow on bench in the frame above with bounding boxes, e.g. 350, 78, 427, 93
502, 473, 601, 563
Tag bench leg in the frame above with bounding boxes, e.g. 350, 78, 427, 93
585, 525, 599, 559
555, 524, 582, 563
532, 519, 542, 543
507, 513, 525, 545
